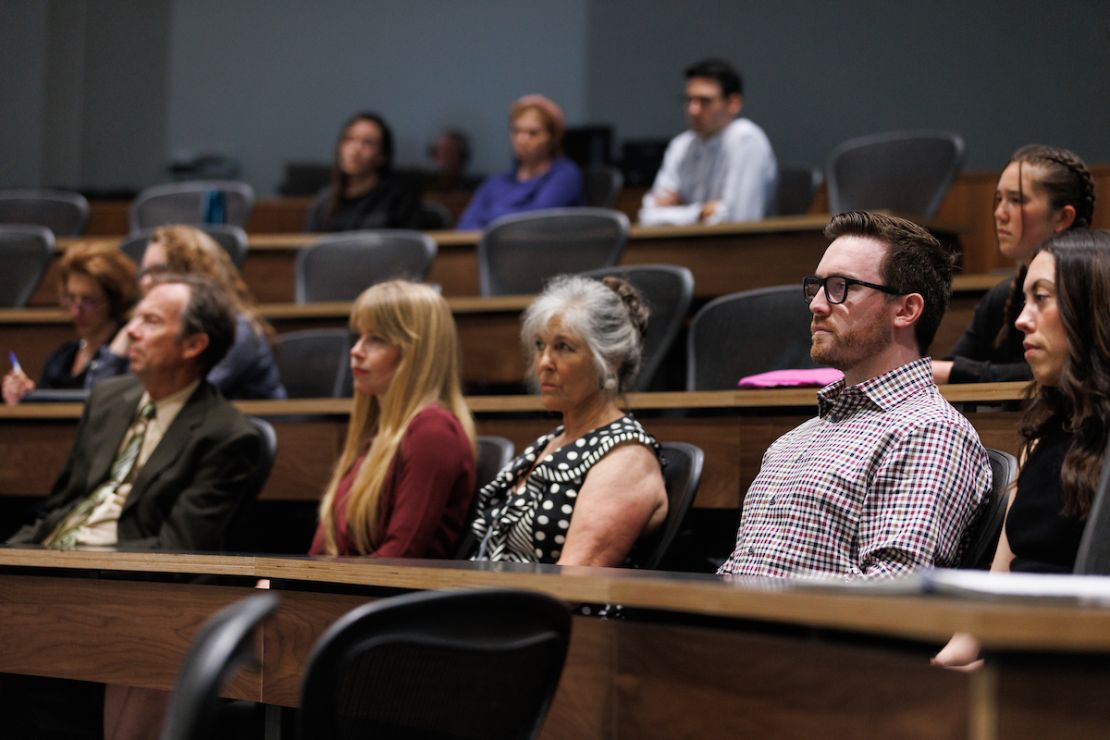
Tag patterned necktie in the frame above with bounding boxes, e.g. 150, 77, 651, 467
44, 401, 157, 549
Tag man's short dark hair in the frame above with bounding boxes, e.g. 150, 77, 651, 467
154, 273, 236, 374
823, 211, 956, 355
684, 58, 743, 97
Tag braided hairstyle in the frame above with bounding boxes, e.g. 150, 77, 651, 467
994, 145, 1094, 349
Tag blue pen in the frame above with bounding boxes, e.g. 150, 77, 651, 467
8, 351, 22, 374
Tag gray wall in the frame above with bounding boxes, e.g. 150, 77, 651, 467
2, 0, 1107, 196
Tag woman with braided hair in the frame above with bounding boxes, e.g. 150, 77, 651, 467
468, 274, 667, 566
932, 145, 1094, 384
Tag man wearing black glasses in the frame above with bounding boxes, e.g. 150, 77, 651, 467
719, 211, 991, 579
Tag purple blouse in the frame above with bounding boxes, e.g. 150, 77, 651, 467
457, 158, 583, 230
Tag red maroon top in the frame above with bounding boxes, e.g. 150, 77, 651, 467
310, 405, 476, 558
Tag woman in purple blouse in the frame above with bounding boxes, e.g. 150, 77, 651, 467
456, 94, 583, 230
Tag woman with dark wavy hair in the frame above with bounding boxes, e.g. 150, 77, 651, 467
935, 228, 1110, 668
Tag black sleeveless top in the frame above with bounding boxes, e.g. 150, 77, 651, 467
1006, 426, 1086, 573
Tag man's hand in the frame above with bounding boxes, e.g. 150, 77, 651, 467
698, 200, 720, 222
654, 189, 682, 207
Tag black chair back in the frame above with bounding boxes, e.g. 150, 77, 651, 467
295, 230, 437, 303
131, 180, 256, 232
119, 224, 249, 267
960, 448, 1018, 569
1074, 437, 1110, 575
583, 164, 623, 208
276, 329, 352, 398
158, 593, 278, 740
633, 442, 705, 570
419, 201, 453, 230
0, 224, 53, 308
769, 166, 822, 216
687, 285, 816, 390
478, 208, 628, 296
299, 588, 570, 740
0, 189, 89, 235
580, 264, 694, 390
455, 436, 515, 559
826, 130, 965, 219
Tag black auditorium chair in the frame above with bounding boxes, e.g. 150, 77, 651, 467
454, 435, 515, 559
299, 588, 571, 740
580, 264, 694, 390
826, 130, 965, 220
158, 593, 278, 740
1073, 437, 1110, 575
478, 208, 628, 296
418, 201, 454, 230
130, 180, 256, 232
960, 448, 1019, 569
583, 164, 624, 209
769, 166, 822, 216
224, 417, 279, 553
119, 224, 249, 268
687, 285, 816, 390
276, 329, 352, 398
0, 189, 90, 235
632, 442, 705, 570
295, 230, 437, 303
0, 225, 54, 308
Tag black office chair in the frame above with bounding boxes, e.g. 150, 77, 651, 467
119, 224, 249, 268
580, 264, 694, 390
158, 592, 278, 740
419, 201, 454, 230
632, 442, 705, 570
826, 130, 965, 219
769, 166, 822, 216
478, 208, 628, 296
130, 180, 256, 232
0, 225, 54, 308
454, 436, 516, 559
0, 189, 90, 235
295, 230, 437, 303
687, 285, 817, 390
299, 588, 570, 740
583, 164, 624, 209
1074, 437, 1110, 575
223, 417, 280, 553
276, 329, 352, 398
960, 448, 1018, 570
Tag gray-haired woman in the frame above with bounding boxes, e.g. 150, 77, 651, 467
469, 275, 667, 566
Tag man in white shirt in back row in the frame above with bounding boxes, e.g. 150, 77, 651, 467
640, 58, 778, 226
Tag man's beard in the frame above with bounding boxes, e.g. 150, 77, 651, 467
810, 318, 892, 372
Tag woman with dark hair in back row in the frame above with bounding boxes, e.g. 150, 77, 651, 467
935, 228, 1110, 668
933, 144, 1094, 384
306, 111, 421, 232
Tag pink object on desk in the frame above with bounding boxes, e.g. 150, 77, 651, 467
737, 368, 844, 388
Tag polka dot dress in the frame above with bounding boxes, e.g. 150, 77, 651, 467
471, 415, 659, 563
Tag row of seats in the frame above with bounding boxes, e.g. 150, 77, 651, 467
0, 129, 967, 238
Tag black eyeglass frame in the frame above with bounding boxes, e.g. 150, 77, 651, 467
802, 275, 904, 305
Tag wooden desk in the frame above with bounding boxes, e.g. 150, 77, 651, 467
0, 384, 1027, 512
2, 273, 997, 389
1, 550, 1109, 738
37, 214, 962, 306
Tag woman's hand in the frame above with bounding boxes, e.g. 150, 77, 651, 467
107, 324, 132, 357
932, 631, 984, 671
931, 360, 953, 384
2, 370, 35, 406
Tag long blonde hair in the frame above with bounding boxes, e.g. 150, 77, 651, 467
317, 280, 476, 555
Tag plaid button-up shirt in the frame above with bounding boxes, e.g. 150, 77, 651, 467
718, 358, 991, 579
